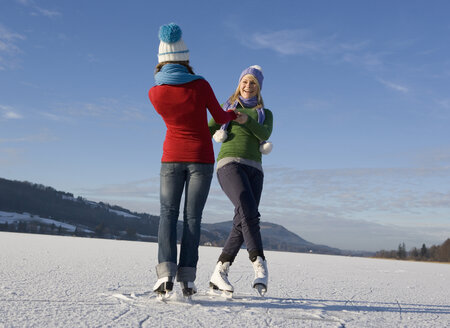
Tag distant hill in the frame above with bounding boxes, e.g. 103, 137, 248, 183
0, 177, 343, 255
0, 177, 160, 241
201, 221, 342, 255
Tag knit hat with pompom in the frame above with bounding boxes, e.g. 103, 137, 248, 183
239, 65, 264, 90
158, 23, 189, 63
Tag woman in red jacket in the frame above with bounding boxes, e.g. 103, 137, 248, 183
148, 23, 236, 298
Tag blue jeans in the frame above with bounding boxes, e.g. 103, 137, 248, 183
156, 162, 213, 282
217, 162, 265, 264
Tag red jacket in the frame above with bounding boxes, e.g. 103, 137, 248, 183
149, 79, 236, 163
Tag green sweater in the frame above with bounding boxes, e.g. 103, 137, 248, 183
208, 105, 273, 163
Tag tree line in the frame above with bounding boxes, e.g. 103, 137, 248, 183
0, 220, 65, 235
374, 239, 450, 262
0, 178, 160, 241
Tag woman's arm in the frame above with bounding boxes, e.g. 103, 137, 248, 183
202, 80, 237, 124
242, 109, 273, 141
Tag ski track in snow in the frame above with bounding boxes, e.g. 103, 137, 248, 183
0, 232, 449, 327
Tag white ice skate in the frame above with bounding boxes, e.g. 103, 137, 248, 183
153, 276, 174, 300
252, 256, 268, 296
209, 261, 234, 298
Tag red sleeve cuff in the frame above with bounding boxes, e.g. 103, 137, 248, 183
226, 109, 237, 120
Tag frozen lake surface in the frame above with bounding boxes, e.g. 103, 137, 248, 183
1, 232, 449, 327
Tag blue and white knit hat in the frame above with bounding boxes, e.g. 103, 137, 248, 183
158, 23, 189, 63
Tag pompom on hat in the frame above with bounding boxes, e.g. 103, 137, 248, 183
158, 23, 189, 63
239, 65, 264, 90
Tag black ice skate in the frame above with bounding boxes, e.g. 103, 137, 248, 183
180, 281, 197, 300
153, 276, 174, 300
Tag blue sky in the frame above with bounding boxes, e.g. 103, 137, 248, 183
1, 0, 450, 251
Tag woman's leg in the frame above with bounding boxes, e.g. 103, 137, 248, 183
244, 164, 265, 261
217, 163, 264, 263
156, 163, 186, 279
218, 210, 244, 264
177, 163, 213, 282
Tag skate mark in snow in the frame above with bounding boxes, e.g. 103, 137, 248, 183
396, 299, 403, 320
299, 297, 450, 315
110, 290, 347, 326
138, 315, 150, 328
111, 307, 131, 323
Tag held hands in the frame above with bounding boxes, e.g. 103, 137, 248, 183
233, 111, 248, 124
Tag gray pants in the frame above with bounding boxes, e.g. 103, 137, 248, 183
217, 162, 265, 264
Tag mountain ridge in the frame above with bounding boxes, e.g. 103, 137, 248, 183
0, 177, 346, 255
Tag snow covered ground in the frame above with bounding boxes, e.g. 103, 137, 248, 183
1, 232, 448, 327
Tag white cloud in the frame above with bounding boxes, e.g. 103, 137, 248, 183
413, 146, 450, 168
15, 0, 61, 18
0, 105, 23, 120
250, 29, 325, 55
248, 166, 449, 250
86, 54, 99, 63
33, 7, 61, 18
0, 147, 23, 166
437, 99, 450, 110
39, 112, 72, 122
378, 78, 409, 93
51, 98, 148, 122
262, 166, 450, 212
3, 111, 23, 119
254, 205, 448, 251
74, 165, 450, 251
341, 51, 385, 71
0, 130, 57, 144
80, 178, 159, 199
231, 26, 386, 72
0, 25, 25, 46
0, 24, 25, 70
77, 178, 160, 215
425, 98, 450, 120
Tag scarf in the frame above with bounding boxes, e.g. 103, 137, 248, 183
154, 63, 204, 85
222, 96, 258, 111
213, 96, 272, 154
219, 96, 261, 131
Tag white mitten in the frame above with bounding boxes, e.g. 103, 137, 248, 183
260, 141, 273, 155
213, 129, 228, 143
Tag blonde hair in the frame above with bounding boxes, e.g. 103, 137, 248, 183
228, 74, 264, 108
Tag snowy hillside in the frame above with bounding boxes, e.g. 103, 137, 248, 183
1, 232, 449, 327
0, 177, 344, 254
0, 210, 79, 232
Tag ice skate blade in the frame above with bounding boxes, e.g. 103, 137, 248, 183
209, 282, 233, 292
156, 291, 172, 302
182, 288, 196, 297
208, 286, 233, 299
253, 283, 267, 297
183, 295, 193, 302
211, 289, 233, 299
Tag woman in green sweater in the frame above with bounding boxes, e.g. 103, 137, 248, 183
208, 65, 273, 297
